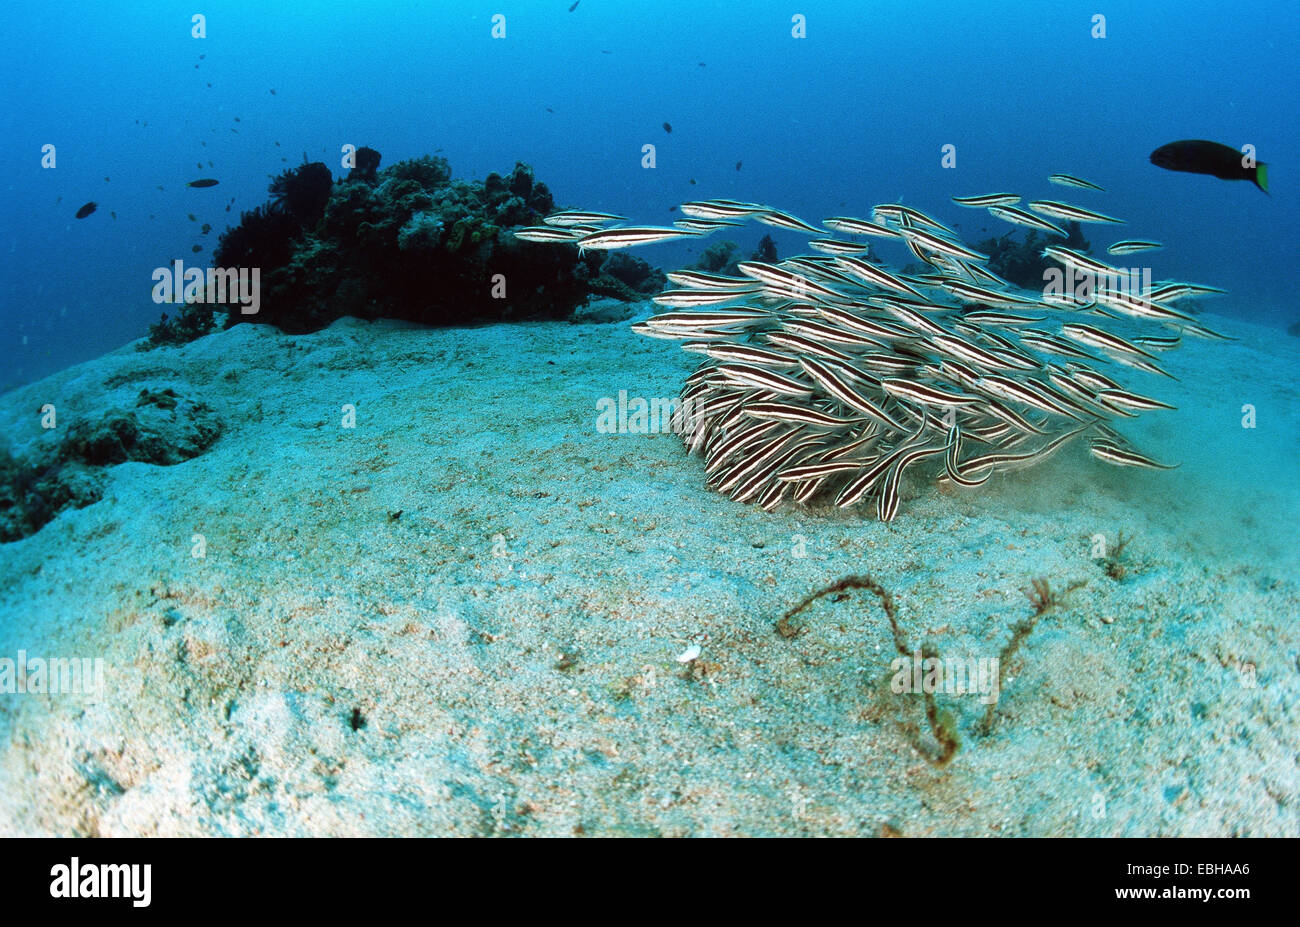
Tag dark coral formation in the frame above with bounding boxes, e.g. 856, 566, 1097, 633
0, 388, 220, 542
974, 221, 1091, 290
148, 151, 623, 341
687, 233, 784, 278
348, 146, 382, 183
268, 160, 335, 226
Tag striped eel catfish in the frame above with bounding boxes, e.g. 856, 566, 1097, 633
519, 186, 1226, 522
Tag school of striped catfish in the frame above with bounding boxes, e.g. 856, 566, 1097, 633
517, 175, 1231, 522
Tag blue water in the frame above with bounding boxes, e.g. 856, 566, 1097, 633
1, 0, 1296, 389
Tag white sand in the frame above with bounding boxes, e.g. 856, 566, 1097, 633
0, 311, 1296, 836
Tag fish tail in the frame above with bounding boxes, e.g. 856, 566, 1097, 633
1254, 162, 1269, 194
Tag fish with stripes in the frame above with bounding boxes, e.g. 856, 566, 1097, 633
822, 216, 901, 237
1028, 200, 1125, 225
987, 205, 1067, 236
543, 210, 627, 227
512, 226, 585, 242
834, 256, 926, 298
1107, 239, 1162, 255
1047, 173, 1105, 192
577, 226, 704, 250
1062, 322, 1159, 360
665, 270, 762, 290
755, 209, 823, 234
1089, 440, 1177, 470
679, 199, 769, 219
896, 224, 989, 262
951, 193, 1022, 207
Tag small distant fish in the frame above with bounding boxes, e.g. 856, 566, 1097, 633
663, 122, 672, 133
275, 141, 281, 146
269, 88, 276, 94
234, 116, 240, 122
197, 162, 203, 170
735, 161, 742, 171
689, 178, 696, 185
199, 54, 205, 59
192, 245, 202, 252
187, 178, 220, 188
75, 202, 96, 219
569, 0, 579, 10
110, 211, 116, 219
1048, 173, 1105, 191
1107, 239, 1162, 255
1150, 139, 1268, 193
188, 214, 197, 221
201, 223, 211, 234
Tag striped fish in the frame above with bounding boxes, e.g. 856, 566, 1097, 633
799, 356, 908, 428
644, 308, 771, 331
673, 218, 745, 231
1097, 388, 1176, 413
716, 363, 815, 397
687, 342, 798, 367
1042, 246, 1119, 277
1089, 440, 1177, 470
1146, 282, 1227, 301
1048, 173, 1105, 192
577, 226, 703, 250
651, 289, 751, 308
513, 226, 583, 242
543, 210, 627, 227
736, 261, 848, 300
878, 442, 946, 522
679, 200, 769, 219
881, 377, 980, 408
897, 224, 989, 262
1028, 200, 1125, 225
834, 256, 926, 298
951, 193, 1021, 208
987, 205, 1067, 236
665, 270, 762, 290
962, 309, 1047, 326
822, 216, 901, 237
807, 238, 872, 256
1107, 239, 1162, 255
744, 402, 856, 429
755, 209, 823, 234
1062, 322, 1159, 361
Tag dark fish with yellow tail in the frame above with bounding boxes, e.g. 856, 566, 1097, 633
1150, 139, 1268, 193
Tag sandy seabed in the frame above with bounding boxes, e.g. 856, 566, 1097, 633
0, 308, 1296, 836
